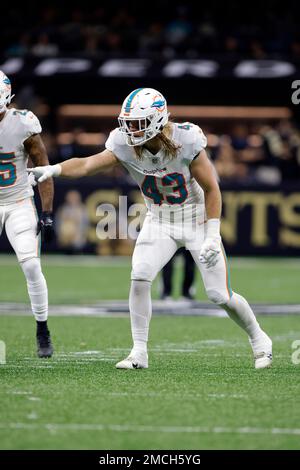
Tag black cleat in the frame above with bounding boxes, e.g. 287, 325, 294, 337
36, 329, 53, 358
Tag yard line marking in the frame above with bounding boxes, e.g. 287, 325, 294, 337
208, 393, 246, 399
26, 413, 38, 420
0, 422, 300, 435
98, 392, 248, 400
1, 254, 299, 267
0, 254, 131, 267
273, 332, 300, 341
29, 365, 54, 369
1, 301, 300, 316
1, 390, 248, 400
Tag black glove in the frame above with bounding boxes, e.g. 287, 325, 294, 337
37, 211, 55, 243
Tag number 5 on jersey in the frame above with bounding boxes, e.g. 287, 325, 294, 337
0, 153, 17, 187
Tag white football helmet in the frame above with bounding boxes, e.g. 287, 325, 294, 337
118, 87, 169, 146
0, 71, 14, 113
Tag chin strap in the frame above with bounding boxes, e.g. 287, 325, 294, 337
127, 129, 159, 147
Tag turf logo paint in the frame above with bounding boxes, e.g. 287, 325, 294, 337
0, 340, 6, 364
291, 340, 300, 365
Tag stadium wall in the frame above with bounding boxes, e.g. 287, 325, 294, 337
0, 180, 299, 256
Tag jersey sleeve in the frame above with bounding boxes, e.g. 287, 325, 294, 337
20, 110, 42, 142
192, 125, 207, 157
105, 128, 127, 161
178, 123, 207, 163
105, 128, 118, 153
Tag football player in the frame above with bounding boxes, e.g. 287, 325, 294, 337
0, 71, 54, 358
29, 87, 272, 369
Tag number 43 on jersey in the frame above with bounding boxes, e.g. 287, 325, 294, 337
141, 172, 188, 205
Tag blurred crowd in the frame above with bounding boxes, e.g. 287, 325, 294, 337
210, 120, 300, 185
2, 2, 300, 59
40, 120, 300, 185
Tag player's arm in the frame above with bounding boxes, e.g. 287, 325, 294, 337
59, 150, 119, 178
24, 134, 54, 212
190, 149, 222, 266
28, 149, 119, 182
190, 149, 222, 219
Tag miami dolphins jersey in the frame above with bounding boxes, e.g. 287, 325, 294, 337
105, 122, 207, 222
0, 108, 41, 204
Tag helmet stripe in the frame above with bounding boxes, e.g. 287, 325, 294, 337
124, 88, 144, 113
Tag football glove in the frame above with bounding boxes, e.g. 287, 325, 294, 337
27, 164, 61, 183
37, 211, 55, 243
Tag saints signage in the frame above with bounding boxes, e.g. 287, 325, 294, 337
1, 57, 299, 79
81, 187, 300, 255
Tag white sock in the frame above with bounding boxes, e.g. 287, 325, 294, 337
21, 258, 48, 322
223, 292, 262, 340
129, 280, 151, 355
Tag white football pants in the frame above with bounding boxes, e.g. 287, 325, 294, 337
129, 212, 262, 351
0, 198, 48, 321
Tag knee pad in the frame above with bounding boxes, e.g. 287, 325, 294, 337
206, 288, 229, 305
21, 257, 43, 282
130, 279, 151, 299
131, 262, 155, 282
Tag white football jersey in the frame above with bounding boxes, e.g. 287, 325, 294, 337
106, 122, 207, 222
0, 108, 41, 204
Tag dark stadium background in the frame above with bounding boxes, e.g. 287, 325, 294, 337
1, 0, 300, 256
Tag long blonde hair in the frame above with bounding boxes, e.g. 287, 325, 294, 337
133, 122, 181, 161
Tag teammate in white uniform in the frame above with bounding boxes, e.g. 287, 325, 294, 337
0, 71, 54, 357
30, 87, 272, 369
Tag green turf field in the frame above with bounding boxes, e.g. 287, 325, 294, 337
0, 255, 300, 450
0, 255, 299, 303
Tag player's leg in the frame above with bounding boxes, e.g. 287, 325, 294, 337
116, 216, 178, 369
5, 199, 53, 358
161, 253, 175, 299
182, 249, 196, 299
190, 245, 272, 369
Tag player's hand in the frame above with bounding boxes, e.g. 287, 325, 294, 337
27, 164, 61, 183
199, 237, 221, 268
27, 171, 37, 187
37, 211, 55, 243
199, 219, 221, 268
